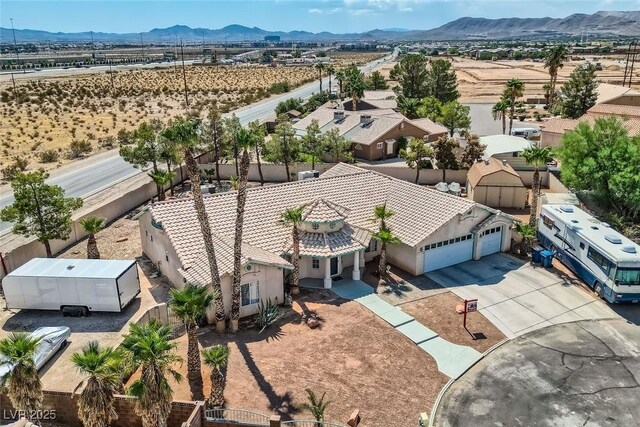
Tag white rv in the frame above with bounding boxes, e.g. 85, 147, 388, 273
2, 258, 140, 312
538, 205, 640, 303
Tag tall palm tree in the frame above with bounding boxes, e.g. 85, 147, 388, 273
279, 205, 305, 296
122, 321, 183, 427
148, 170, 175, 202
248, 120, 266, 186
169, 285, 215, 380
503, 78, 525, 134
79, 217, 106, 260
72, 341, 123, 427
201, 344, 230, 408
372, 203, 393, 231
372, 228, 401, 279
230, 128, 256, 332
335, 69, 345, 97
345, 66, 365, 111
544, 44, 568, 106
491, 98, 509, 135
522, 145, 554, 227
0, 333, 43, 419
163, 118, 226, 333
326, 65, 335, 94
515, 223, 535, 257
302, 388, 330, 426
315, 62, 325, 94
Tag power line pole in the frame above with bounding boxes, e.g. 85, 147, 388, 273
180, 38, 189, 109
10, 18, 24, 74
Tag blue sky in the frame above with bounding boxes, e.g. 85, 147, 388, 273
1, 0, 639, 33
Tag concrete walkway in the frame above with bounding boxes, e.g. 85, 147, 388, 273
331, 279, 482, 379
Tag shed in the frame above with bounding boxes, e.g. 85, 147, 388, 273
467, 158, 528, 209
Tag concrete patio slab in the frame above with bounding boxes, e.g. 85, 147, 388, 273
514, 291, 570, 319
331, 279, 373, 300
483, 299, 547, 334
396, 320, 438, 344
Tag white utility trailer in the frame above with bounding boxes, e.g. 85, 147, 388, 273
2, 258, 140, 313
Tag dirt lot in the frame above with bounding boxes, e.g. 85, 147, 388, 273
379, 55, 640, 103
151, 289, 448, 426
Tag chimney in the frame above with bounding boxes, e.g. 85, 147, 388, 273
360, 114, 373, 125
334, 110, 345, 121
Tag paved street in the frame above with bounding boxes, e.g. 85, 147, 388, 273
428, 253, 618, 338
0, 50, 397, 233
436, 319, 640, 427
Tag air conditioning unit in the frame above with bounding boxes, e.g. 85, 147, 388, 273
297, 170, 320, 181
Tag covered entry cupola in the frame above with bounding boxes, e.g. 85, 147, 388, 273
282, 199, 371, 288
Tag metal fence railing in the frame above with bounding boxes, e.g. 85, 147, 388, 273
281, 421, 346, 427
165, 299, 186, 339
204, 408, 271, 426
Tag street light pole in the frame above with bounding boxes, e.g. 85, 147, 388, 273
180, 38, 189, 109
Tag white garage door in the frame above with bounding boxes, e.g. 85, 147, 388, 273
481, 226, 502, 256
423, 234, 474, 273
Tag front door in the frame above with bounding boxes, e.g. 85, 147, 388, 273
330, 257, 339, 276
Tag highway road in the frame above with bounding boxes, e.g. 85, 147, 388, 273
0, 50, 398, 233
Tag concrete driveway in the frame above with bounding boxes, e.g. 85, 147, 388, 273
435, 319, 640, 427
427, 253, 618, 338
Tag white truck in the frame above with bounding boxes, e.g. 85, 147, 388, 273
2, 258, 140, 313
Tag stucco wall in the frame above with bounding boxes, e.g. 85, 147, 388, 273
139, 210, 185, 288
387, 243, 419, 276
541, 131, 563, 148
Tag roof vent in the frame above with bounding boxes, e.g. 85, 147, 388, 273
484, 159, 489, 165
591, 226, 599, 230
560, 206, 574, 213
605, 234, 622, 244
622, 245, 637, 254
334, 111, 345, 121
502, 159, 507, 166
66, 265, 75, 270
571, 220, 579, 223
601, 222, 611, 228
360, 114, 373, 125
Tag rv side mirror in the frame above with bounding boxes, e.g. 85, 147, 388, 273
614, 279, 619, 285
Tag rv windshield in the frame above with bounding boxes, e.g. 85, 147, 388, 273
615, 268, 640, 286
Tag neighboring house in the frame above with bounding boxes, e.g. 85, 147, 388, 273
541, 83, 640, 148
325, 90, 398, 111
467, 158, 528, 209
138, 163, 518, 320
479, 135, 534, 170
294, 107, 447, 161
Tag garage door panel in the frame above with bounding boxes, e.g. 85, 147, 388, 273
481, 227, 502, 256
423, 239, 473, 273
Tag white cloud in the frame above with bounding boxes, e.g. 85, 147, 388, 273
308, 7, 343, 14
349, 8, 376, 15
400, 6, 414, 12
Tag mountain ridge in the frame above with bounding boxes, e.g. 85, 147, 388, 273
1, 11, 638, 43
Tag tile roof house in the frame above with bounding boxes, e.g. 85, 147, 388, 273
138, 164, 518, 320
294, 107, 447, 161
541, 83, 640, 148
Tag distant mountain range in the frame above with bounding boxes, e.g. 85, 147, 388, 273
1, 11, 639, 43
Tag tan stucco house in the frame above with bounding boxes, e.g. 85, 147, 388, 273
138, 164, 517, 320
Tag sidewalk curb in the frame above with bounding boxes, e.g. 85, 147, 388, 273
428, 337, 510, 427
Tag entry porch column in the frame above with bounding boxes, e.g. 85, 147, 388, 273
352, 250, 361, 281
324, 258, 332, 289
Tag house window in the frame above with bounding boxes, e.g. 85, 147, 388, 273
312, 259, 320, 269
542, 215, 554, 230
376, 142, 383, 149
329, 221, 336, 229
365, 239, 378, 253
241, 282, 260, 306
312, 223, 319, 230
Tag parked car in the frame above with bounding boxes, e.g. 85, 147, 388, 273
0, 326, 71, 378
511, 128, 541, 139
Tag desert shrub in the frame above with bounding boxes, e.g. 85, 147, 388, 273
269, 81, 291, 94
39, 149, 59, 163
117, 128, 133, 145
67, 139, 93, 159
98, 136, 117, 149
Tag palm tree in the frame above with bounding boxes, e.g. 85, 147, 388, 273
229, 175, 239, 191
230, 128, 256, 332
397, 97, 421, 119
372, 228, 401, 280
515, 223, 535, 257
544, 44, 568, 105
169, 285, 215, 380
248, 120, 266, 186
491, 98, 509, 135
315, 62, 325, 94
335, 69, 345, 97
345, 66, 365, 111
163, 118, 226, 333
122, 321, 182, 427
148, 170, 175, 202
279, 205, 305, 296
202, 344, 230, 408
503, 78, 525, 134
326, 65, 335, 94
522, 145, 554, 227
302, 388, 330, 426
79, 217, 106, 260
0, 333, 43, 419
372, 203, 393, 231
72, 341, 123, 427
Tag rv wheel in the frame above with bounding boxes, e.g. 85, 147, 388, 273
594, 282, 604, 299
